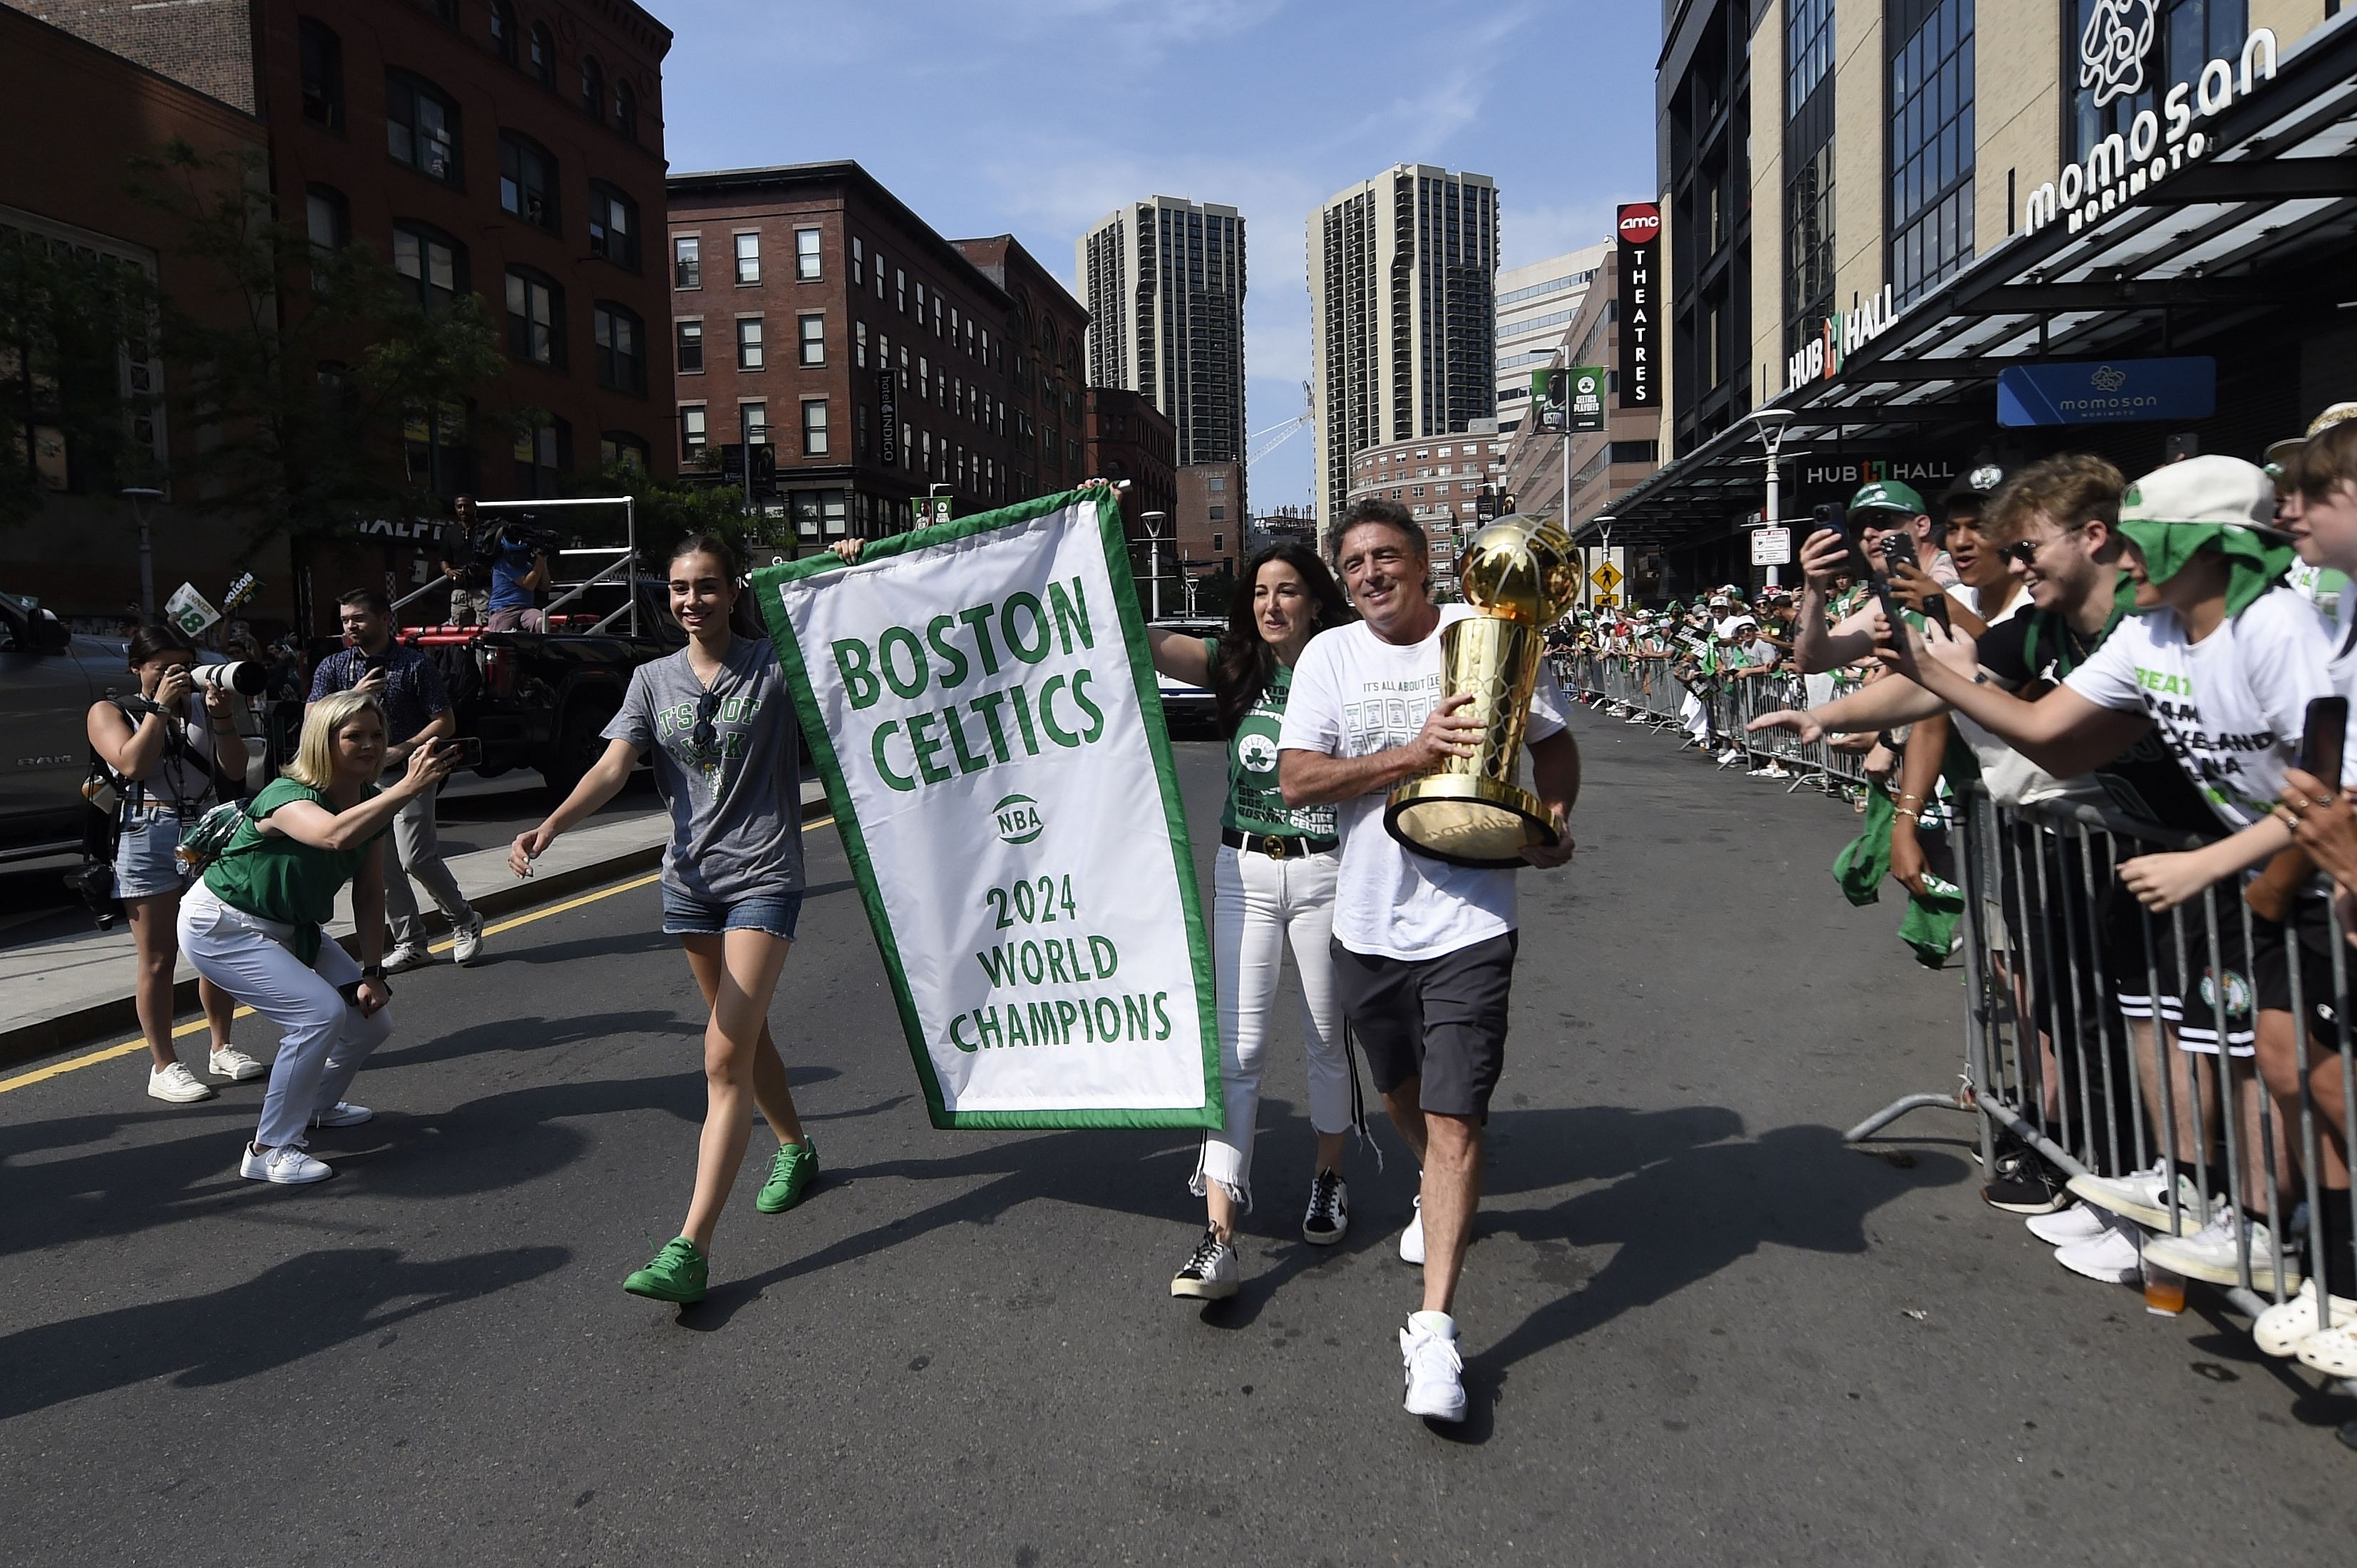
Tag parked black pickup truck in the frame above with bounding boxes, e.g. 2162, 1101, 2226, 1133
389, 577, 684, 800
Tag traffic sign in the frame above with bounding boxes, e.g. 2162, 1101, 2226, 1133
1750, 527, 1792, 567
1593, 593, 1618, 608
1591, 562, 1623, 594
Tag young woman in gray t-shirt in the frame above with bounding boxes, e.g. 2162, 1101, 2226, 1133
511, 533, 813, 1306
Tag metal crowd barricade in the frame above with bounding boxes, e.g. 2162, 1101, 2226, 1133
1851, 787, 2357, 1380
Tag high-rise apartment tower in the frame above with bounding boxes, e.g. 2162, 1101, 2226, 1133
1306, 165, 1498, 533
1077, 197, 1246, 478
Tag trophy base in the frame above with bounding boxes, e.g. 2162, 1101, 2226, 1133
1383, 774, 1558, 870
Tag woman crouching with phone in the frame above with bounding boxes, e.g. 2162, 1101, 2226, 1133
178, 692, 453, 1184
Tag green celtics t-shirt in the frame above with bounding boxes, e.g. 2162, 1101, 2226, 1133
1205, 637, 1337, 840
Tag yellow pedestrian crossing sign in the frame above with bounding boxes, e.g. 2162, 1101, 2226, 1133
1591, 562, 1623, 594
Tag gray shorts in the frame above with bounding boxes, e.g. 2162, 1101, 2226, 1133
1332, 932, 1517, 1120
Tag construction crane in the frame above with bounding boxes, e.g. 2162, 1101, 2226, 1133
1244, 380, 1313, 476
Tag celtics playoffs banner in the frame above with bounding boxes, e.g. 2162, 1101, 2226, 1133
752, 488, 1219, 1130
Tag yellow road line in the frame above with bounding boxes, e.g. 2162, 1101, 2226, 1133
0, 813, 837, 1097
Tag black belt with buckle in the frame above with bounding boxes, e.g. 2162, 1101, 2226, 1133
1221, 826, 1338, 859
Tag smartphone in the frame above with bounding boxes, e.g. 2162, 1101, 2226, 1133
2299, 696, 2348, 782
453, 735, 485, 768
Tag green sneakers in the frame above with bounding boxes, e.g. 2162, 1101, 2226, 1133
756, 1138, 818, 1214
622, 1237, 708, 1304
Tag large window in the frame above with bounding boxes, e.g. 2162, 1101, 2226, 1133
798, 312, 825, 366
673, 234, 701, 289
488, 1, 517, 66
803, 399, 829, 457
580, 56, 605, 123
403, 402, 473, 497
514, 418, 568, 495
299, 19, 344, 130
615, 80, 638, 141
499, 133, 559, 231
679, 404, 707, 461
528, 22, 555, 86
393, 222, 466, 309
795, 227, 821, 281
675, 318, 704, 373
734, 232, 761, 284
741, 401, 769, 445
593, 302, 644, 393
1889, 0, 1976, 306
736, 317, 764, 370
2069, 0, 2246, 161
304, 185, 348, 254
386, 72, 461, 184
600, 431, 649, 472
1782, 0, 1837, 356
587, 182, 639, 269
505, 268, 563, 366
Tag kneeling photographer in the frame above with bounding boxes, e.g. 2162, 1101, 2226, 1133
85, 626, 264, 1104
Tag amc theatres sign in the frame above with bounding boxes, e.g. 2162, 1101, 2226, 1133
1615, 202, 1659, 411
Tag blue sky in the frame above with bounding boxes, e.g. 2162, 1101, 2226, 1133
661, 1, 1662, 510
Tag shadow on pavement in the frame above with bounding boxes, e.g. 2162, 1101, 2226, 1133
0, 1244, 569, 1421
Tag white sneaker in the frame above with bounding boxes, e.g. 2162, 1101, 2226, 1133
309, 1100, 374, 1129
1169, 1228, 1238, 1300
2294, 1321, 2357, 1378
240, 1142, 331, 1185
2055, 1215, 2144, 1285
2068, 1162, 2211, 1232
381, 944, 435, 975
2026, 1202, 2109, 1247
2143, 1208, 2302, 1292
2253, 1280, 2357, 1358
146, 1062, 215, 1103
451, 913, 486, 966
1755, 763, 1792, 779
207, 1047, 267, 1082
1400, 1311, 1467, 1422
1399, 1196, 1425, 1265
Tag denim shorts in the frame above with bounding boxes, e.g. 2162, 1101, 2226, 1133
660, 883, 803, 941
113, 808, 197, 901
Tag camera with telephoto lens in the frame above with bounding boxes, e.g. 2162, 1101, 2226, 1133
492, 516, 564, 556
190, 660, 267, 696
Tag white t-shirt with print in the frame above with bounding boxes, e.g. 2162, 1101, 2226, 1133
2329, 581, 2357, 697
1278, 604, 1569, 961
2063, 586, 2351, 831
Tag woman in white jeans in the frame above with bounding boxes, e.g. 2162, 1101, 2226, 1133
178, 691, 453, 1185
1151, 542, 1358, 1301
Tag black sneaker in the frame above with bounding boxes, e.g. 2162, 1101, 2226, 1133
1983, 1147, 2068, 1214
1170, 1228, 1238, 1299
1302, 1168, 1349, 1246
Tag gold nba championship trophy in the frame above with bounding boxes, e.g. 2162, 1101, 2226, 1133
1383, 513, 1581, 868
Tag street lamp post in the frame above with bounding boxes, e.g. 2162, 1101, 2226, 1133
121, 486, 164, 621
1141, 510, 1165, 621
1743, 409, 1795, 588
1587, 512, 1616, 612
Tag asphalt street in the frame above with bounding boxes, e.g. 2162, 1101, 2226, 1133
2, 715, 2352, 1567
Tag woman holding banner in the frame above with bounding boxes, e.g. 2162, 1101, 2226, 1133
510, 533, 814, 1306
1151, 543, 1357, 1301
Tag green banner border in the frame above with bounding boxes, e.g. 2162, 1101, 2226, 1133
751, 487, 1221, 1130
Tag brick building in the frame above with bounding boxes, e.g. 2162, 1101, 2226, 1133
1343, 429, 1511, 597
9, 0, 679, 630
1172, 460, 1242, 585
0, 6, 268, 622
664, 162, 1091, 548
1079, 386, 1174, 549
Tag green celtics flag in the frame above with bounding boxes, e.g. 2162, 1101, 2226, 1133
752, 487, 1220, 1130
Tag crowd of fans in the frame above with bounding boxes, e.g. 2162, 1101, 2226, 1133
1554, 403, 2357, 1382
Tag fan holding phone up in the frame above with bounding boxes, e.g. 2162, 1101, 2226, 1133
1789, 481, 1960, 677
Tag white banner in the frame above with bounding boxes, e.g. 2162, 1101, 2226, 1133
754, 489, 1218, 1129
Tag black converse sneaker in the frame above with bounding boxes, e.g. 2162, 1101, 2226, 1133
1169, 1228, 1238, 1299
1983, 1145, 2068, 1214
1302, 1168, 1349, 1246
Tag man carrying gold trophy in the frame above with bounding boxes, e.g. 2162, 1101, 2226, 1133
1277, 498, 1581, 1424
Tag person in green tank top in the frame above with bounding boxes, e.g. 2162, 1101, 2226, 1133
1144, 542, 1361, 1302
177, 690, 453, 1186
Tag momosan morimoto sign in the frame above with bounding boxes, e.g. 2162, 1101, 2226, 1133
753, 488, 1219, 1129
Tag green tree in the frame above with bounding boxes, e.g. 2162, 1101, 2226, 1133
570, 454, 760, 570
0, 232, 156, 529
130, 138, 505, 547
